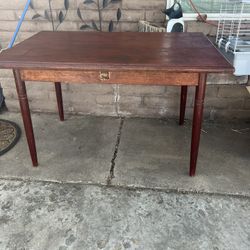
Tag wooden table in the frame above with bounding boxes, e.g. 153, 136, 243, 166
0, 31, 233, 176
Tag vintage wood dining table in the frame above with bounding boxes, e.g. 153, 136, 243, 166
0, 31, 233, 176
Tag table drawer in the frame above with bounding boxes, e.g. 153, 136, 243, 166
20, 69, 199, 86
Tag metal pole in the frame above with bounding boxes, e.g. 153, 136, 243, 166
8, 0, 31, 49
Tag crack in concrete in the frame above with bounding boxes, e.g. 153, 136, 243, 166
107, 117, 125, 185
0, 177, 249, 200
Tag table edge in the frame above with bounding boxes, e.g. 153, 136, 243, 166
0, 62, 234, 74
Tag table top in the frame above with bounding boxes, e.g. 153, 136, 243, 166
0, 31, 234, 73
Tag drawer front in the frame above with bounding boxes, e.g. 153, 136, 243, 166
20, 69, 199, 86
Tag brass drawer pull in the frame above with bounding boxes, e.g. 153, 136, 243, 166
99, 71, 110, 81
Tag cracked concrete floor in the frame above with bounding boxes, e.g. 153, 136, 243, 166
0, 180, 249, 250
0, 112, 250, 249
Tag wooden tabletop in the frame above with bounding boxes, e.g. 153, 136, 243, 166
0, 31, 234, 73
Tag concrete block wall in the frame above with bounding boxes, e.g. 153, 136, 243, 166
0, 0, 250, 120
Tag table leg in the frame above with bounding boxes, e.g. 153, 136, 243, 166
179, 86, 188, 125
55, 82, 64, 121
13, 69, 38, 167
190, 73, 207, 176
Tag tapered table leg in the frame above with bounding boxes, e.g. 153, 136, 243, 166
13, 70, 38, 167
190, 73, 207, 176
179, 86, 188, 125
55, 82, 64, 121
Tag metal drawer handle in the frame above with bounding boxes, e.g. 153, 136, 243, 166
99, 71, 110, 81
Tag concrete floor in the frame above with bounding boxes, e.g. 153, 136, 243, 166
0, 180, 249, 250
0, 112, 250, 249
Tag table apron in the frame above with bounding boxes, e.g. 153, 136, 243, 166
20, 69, 199, 86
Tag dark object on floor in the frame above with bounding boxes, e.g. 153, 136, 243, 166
0, 119, 21, 156
0, 85, 6, 112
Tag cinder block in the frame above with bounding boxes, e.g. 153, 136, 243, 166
16, 10, 58, 22
68, 83, 114, 95
29, 98, 58, 113
67, 9, 99, 22
120, 22, 139, 32
96, 95, 115, 105
98, 21, 122, 32
164, 86, 195, 102
0, 0, 28, 10
144, 95, 193, 108
122, 0, 164, 10
77, 0, 122, 10
167, 86, 218, 99
76, 0, 98, 10
65, 101, 116, 116
145, 10, 165, 22
93, 105, 116, 117
17, 32, 37, 43
0, 10, 16, 20
218, 85, 249, 98
144, 96, 176, 107
102, 10, 118, 21
0, 21, 20, 31
118, 105, 160, 118
1, 87, 16, 99
56, 21, 78, 31
119, 85, 165, 95
0, 69, 14, 78
25, 85, 52, 101
17, 20, 75, 33
26, 81, 56, 92
119, 95, 142, 107
207, 73, 247, 85
205, 97, 244, 109
68, 93, 97, 105
205, 85, 219, 97
4, 99, 19, 112
120, 10, 144, 22
20, 21, 52, 32
0, 78, 15, 89
165, 86, 181, 96
33, 0, 77, 10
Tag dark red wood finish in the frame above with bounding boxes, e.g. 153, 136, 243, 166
179, 86, 188, 126
55, 82, 64, 121
13, 69, 38, 167
0, 32, 234, 176
0, 32, 233, 73
190, 73, 207, 176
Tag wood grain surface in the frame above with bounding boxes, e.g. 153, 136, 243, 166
20, 69, 199, 86
0, 32, 234, 73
